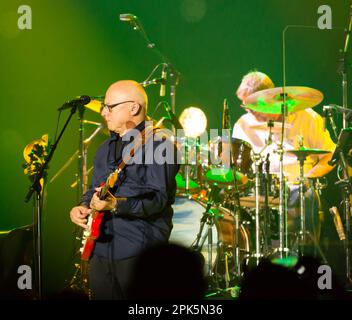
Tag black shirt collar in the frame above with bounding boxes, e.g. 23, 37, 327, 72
109, 120, 147, 142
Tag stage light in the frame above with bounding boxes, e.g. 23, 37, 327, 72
178, 107, 207, 138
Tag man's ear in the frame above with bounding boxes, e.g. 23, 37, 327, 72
130, 102, 141, 116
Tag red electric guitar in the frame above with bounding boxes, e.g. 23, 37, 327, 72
80, 168, 121, 261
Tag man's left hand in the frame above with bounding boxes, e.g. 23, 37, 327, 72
90, 187, 117, 211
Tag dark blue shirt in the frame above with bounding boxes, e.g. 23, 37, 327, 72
81, 121, 179, 260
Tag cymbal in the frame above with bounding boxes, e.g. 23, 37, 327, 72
85, 99, 102, 113
244, 86, 324, 114
286, 146, 331, 158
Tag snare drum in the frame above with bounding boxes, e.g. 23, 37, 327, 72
170, 196, 251, 278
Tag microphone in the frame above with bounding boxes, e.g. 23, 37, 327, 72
163, 103, 183, 130
323, 105, 337, 112
322, 105, 336, 131
119, 13, 139, 30
58, 95, 91, 111
221, 99, 232, 167
222, 98, 231, 130
119, 13, 138, 22
160, 64, 167, 97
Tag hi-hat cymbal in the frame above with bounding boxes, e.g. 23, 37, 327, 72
244, 86, 324, 114
286, 146, 331, 158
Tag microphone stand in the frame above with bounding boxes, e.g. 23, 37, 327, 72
279, 25, 297, 259
338, 5, 352, 129
329, 127, 352, 287
24, 104, 80, 299
276, 97, 289, 259
123, 15, 180, 114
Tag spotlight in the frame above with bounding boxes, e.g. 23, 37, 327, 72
178, 107, 207, 138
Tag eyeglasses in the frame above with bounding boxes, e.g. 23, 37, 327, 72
100, 100, 135, 113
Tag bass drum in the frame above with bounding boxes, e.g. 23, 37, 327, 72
170, 196, 251, 281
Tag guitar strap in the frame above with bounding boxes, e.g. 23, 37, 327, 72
116, 124, 158, 174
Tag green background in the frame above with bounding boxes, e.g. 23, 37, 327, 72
0, 0, 350, 295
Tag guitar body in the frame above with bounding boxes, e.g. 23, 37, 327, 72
80, 181, 112, 261
81, 211, 105, 261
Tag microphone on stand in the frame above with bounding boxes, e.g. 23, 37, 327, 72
119, 13, 139, 29
160, 64, 167, 97
322, 105, 333, 131
58, 95, 91, 111
119, 13, 138, 21
222, 98, 231, 130
222, 98, 232, 168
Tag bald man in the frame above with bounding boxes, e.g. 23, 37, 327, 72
69, 80, 179, 299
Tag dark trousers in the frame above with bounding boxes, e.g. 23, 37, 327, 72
89, 254, 137, 300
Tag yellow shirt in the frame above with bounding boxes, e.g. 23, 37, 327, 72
232, 108, 336, 182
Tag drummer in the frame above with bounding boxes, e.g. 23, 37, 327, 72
233, 70, 335, 182
232, 71, 336, 237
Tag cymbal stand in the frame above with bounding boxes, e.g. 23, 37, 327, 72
296, 145, 307, 254
263, 153, 272, 252
250, 121, 274, 265
196, 136, 204, 188
251, 153, 264, 265
184, 136, 190, 194
276, 98, 290, 259
50, 123, 104, 186
261, 121, 274, 253
192, 186, 221, 286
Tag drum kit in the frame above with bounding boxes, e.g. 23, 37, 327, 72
168, 86, 352, 292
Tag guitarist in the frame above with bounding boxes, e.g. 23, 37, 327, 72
69, 80, 179, 299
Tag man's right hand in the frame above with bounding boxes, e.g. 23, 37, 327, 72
70, 206, 91, 229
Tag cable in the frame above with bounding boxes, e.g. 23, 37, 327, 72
151, 100, 169, 119
141, 63, 164, 84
